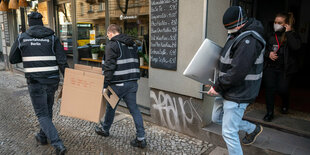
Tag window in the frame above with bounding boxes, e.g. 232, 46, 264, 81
88, 4, 93, 13
99, 2, 104, 11
57, 3, 73, 53
80, 3, 84, 15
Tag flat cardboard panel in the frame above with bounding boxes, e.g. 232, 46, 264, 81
91, 67, 102, 73
103, 86, 119, 109
84, 71, 104, 79
60, 86, 106, 123
74, 64, 92, 71
60, 67, 105, 123
63, 69, 103, 92
65, 68, 84, 76
75, 64, 102, 74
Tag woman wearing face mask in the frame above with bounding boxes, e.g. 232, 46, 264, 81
263, 12, 301, 122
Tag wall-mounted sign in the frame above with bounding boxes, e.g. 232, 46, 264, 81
120, 14, 137, 20
78, 23, 92, 27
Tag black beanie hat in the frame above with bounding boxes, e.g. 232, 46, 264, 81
28, 12, 43, 26
223, 6, 248, 29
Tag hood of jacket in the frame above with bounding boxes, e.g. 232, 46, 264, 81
26, 25, 54, 38
110, 34, 135, 46
238, 18, 264, 36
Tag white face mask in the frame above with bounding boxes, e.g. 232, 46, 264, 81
228, 28, 239, 34
274, 23, 284, 32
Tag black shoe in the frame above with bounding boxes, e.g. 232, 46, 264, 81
55, 145, 66, 155
281, 107, 288, 114
130, 138, 147, 148
263, 113, 274, 122
35, 133, 48, 145
95, 126, 109, 137
242, 124, 263, 145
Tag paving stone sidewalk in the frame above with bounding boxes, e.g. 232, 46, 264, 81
0, 68, 218, 155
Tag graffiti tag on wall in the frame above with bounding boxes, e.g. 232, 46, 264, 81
150, 89, 203, 134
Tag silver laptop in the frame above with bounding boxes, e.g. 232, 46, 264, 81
183, 39, 222, 85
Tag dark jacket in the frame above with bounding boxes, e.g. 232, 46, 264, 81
264, 31, 301, 76
213, 18, 265, 103
9, 25, 68, 84
103, 34, 140, 87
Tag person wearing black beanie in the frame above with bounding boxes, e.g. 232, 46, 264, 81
28, 12, 44, 26
9, 11, 68, 155
207, 6, 265, 155
223, 6, 248, 30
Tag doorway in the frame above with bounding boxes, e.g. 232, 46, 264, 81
237, 0, 310, 137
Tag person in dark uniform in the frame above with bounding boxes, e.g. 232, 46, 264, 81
9, 12, 68, 155
263, 12, 301, 122
95, 24, 147, 148
208, 6, 265, 155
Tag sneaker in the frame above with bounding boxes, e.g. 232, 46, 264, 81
95, 126, 109, 137
242, 124, 263, 145
130, 138, 147, 148
35, 133, 48, 145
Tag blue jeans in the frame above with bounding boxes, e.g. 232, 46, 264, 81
212, 97, 256, 155
28, 82, 64, 148
101, 81, 145, 139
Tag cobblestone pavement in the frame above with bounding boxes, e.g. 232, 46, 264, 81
0, 68, 215, 155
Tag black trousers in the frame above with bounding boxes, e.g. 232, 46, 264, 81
263, 68, 291, 114
28, 82, 64, 148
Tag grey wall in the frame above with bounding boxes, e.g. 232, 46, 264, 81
149, 0, 231, 135
137, 77, 150, 112
149, 0, 230, 99
149, 0, 206, 99
206, 0, 230, 47
150, 88, 205, 136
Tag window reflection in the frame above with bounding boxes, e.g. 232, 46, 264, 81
58, 3, 73, 53
56, 0, 149, 72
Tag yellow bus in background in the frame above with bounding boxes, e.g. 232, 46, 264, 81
77, 22, 93, 46
60, 22, 94, 53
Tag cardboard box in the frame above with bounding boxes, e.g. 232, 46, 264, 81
60, 64, 105, 123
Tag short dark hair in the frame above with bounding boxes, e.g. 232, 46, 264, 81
107, 24, 121, 34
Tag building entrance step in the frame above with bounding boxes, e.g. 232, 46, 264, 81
202, 123, 310, 155
244, 109, 310, 138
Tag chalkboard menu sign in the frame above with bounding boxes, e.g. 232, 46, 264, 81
150, 0, 178, 70
3, 12, 10, 46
